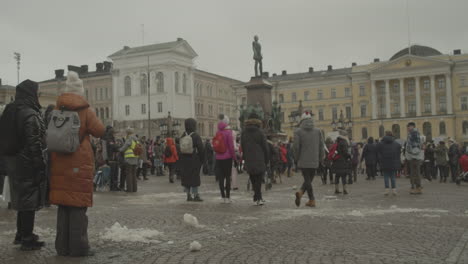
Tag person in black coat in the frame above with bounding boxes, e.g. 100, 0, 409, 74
377, 131, 401, 195
241, 113, 269, 205
179, 118, 205, 201
361, 137, 378, 180
424, 142, 436, 181
3, 80, 47, 251
203, 139, 214, 175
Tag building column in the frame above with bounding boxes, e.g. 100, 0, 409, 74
430, 75, 436, 115
385, 79, 391, 118
371, 80, 377, 119
415, 77, 421, 116
399, 78, 406, 117
446, 73, 453, 114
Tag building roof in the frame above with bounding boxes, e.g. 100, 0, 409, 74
39, 71, 111, 84
109, 39, 197, 58
194, 69, 244, 83
0, 84, 16, 90
390, 45, 442, 61
267, 67, 352, 82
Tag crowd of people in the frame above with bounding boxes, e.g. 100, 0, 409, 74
1, 72, 468, 257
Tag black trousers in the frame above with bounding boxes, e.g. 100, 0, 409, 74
16, 210, 35, 239
119, 165, 126, 190
216, 159, 233, 198
335, 173, 347, 185
249, 173, 263, 201
366, 164, 376, 179
109, 161, 119, 191
438, 165, 449, 181
450, 164, 459, 182
301, 168, 316, 200
55, 206, 89, 256
323, 166, 333, 183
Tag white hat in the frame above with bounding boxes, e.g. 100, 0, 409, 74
301, 111, 312, 121
64, 71, 84, 95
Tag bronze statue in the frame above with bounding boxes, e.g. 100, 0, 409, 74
252, 35, 263, 77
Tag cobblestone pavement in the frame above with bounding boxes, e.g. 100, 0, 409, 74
1, 172, 468, 264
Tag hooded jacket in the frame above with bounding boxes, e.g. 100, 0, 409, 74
5, 80, 47, 211
49, 93, 105, 208
361, 138, 378, 165
293, 118, 324, 169
179, 118, 205, 187
215, 122, 236, 161
241, 119, 269, 175
434, 144, 449, 166
164, 138, 179, 163
376, 135, 401, 171
405, 128, 424, 161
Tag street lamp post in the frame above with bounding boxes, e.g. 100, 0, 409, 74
159, 111, 180, 138
331, 109, 353, 137
14, 52, 21, 85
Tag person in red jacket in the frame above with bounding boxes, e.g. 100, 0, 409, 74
164, 138, 179, 183
279, 143, 288, 180
458, 150, 468, 185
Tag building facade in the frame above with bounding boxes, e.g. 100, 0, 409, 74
39, 62, 113, 126
0, 78, 16, 106
235, 45, 468, 144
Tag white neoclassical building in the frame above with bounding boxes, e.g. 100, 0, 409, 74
109, 38, 198, 137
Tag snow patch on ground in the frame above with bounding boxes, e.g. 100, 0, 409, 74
189, 241, 202, 252
348, 210, 365, 217
100, 222, 163, 243
184, 213, 203, 228
421, 214, 441, 218
237, 216, 259, 221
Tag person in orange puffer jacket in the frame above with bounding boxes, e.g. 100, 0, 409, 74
164, 137, 179, 183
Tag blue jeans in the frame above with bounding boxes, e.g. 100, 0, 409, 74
185, 186, 198, 195
383, 170, 396, 189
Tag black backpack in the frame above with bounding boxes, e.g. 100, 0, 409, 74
0, 104, 19, 155
164, 145, 172, 157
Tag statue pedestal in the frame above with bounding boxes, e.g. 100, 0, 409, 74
245, 77, 273, 117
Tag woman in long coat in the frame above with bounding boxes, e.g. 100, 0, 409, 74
179, 118, 205, 201
49, 72, 105, 257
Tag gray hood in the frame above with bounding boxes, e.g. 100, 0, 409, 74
300, 119, 315, 131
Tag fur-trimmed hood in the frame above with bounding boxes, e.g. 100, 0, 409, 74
244, 118, 262, 128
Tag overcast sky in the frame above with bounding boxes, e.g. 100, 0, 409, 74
1, 0, 467, 85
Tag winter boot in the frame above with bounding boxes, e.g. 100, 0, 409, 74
295, 190, 304, 207
13, 233, 22, 245
384, 188, 390, 196
334, 184, 341, 194
193, 195, 203, 202
343, 184, 348, 195
20, 236, 45, 251
305, 200, 316, 207
187, 193, 193, 202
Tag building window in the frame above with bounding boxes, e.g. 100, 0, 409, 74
156, 72, 164, 92
85, 89, 89, 99
439, 96, 447, 112
183, 73, 187, 94
408, 101, 416, 114
362, 127, 368, 139
461, 96, 468, 111
141, 104, 146, 115
424, 99, 431, 113
393, 103, 400, 114
379, 125, 385, 138
345, 106, 351, 119
242, 97, 247, 105
463, 121, 468, 135
100, 108, 104, 118
95, 88, 98, 100
332, 107, 338, 120
359, 85, 365, 96
360, 104, 367, 117
96, 108, 99, 118
174, 72, 179, 92
345, 87, 351, 97
461, 76, 466, 87
279, 94, 284, 103
292, 92, 297, 102
125, 105, 130, 116
392, 124, 401, 139
105, 88, 108, 99
140, 74, 147, 95
438, 78, 445, 89
100, 88, 104, 100
423, 79, 430, 91
105, 107, 109, 119
317, 89, 323, 99
407, 80, 415, 94
124, 76, 131, 96
393, 83, 399, 94
157, 102, 163, 113
318, 109, 324, 121
304, 91, 310, 101
331, 88, 336, 98
439, 122, 446, 135
209, 123, 214, 137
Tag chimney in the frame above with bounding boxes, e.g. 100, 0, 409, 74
177, 37, 183, 42
454, 49, 461, 55
262, 72, 269, 78
123, 46, 130, 50
67, 65, 81, 74
80, 65, 88, 73
352, 62, 357, 66
103, 61, 112, 72
282, 70, 287, 76
96, 63, 104, 72
272, 73, 277, 77
327, 65, 333, 71
55, 69, 64, 79
374, 58, 380, 62
308, 67, 314, 73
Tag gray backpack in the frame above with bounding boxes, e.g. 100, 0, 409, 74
180, 132, 194, 154
47, 109, 81, 153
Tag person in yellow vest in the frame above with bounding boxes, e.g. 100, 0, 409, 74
119, 128, 138, 192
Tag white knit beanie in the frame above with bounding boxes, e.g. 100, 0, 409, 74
64, 71, 84, 95
301, 111, 312, 121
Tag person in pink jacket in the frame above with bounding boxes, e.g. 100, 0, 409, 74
215, 115, 236, 203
